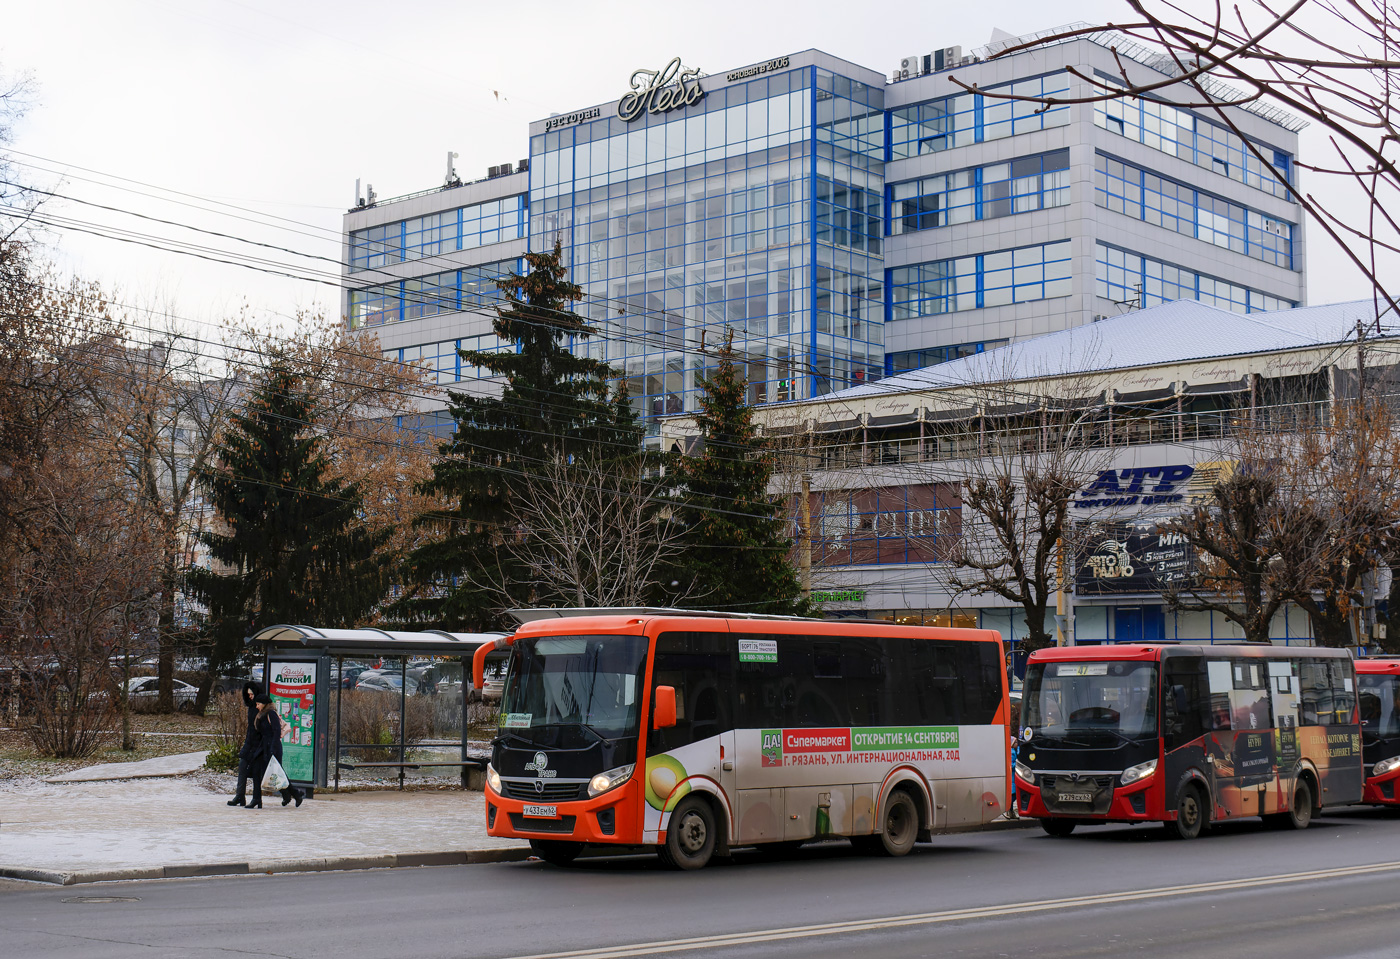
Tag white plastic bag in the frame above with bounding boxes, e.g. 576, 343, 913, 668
262, 757, 289, 792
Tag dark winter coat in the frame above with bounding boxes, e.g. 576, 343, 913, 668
239, 681, 264, 760
252, 707, 284, 763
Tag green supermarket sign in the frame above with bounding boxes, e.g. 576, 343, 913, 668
811, 590, 867, 603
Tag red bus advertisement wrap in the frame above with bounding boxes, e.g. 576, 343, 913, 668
1016, 645, 1363, 839
481, 612, 1010, 869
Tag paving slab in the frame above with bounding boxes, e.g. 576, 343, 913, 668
44, 751, 211, 783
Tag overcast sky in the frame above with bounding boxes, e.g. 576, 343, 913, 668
0, 0, 1368, 340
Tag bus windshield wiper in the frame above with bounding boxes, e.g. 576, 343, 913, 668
492, 731, 536, 747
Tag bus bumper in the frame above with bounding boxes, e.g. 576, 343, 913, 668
485, 779, 644, 845
1015, 773, 1158, 823
1363, 766, 1400, 805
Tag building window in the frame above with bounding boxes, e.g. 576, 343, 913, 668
889, 72, 1071, 158
889, 240, 1073, 319
1095, 154, 1293, 269
885, 340, 1009, 376
1095, 242, 1294, 314
889, 150, 1069, 235
1093, 76, 1293, 199
348, 260, 519, 330
349, 196, 527, 272
384, 333, 514, 385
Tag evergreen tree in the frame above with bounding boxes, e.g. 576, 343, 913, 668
400, 243, 625, 629
187, 358, 389, 664
671, 337, 806, 614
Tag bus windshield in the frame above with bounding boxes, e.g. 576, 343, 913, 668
499, 635, 649, 744
1359, 673, 1400, 737
1024, 661, 1159, 743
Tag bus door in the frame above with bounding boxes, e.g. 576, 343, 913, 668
1267, 661, 1302, 813
1162, 654, 1212, 808
1227, 659, 1275, 818
647, 632, 737, 839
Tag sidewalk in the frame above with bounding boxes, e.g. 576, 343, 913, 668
0, 774, 530, 885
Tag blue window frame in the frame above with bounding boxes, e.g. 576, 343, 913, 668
884, 340, 1009, 376
889, 72, 1070, 158
1095, 242, 1294, 313
348, 260, 519, 329
889, 240, 1073, 318
1095, 154, 1294, 269
349, 196, 526, 272
890, 150, 1069, 235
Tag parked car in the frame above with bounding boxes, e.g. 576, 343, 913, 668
99, 677, 200, 711
331, 664, 371, 690
355, 672, 419, 696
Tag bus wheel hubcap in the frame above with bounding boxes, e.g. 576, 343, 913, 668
680, 813, 706, 852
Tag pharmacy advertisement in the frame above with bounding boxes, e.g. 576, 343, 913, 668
268, 661, 316, 782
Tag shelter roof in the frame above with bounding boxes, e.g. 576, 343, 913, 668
248, 625, 507, 657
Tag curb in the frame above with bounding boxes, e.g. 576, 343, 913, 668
0, 818, 1039, 886
0, 847, 534, 886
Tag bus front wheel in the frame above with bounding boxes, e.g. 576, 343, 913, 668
530, 839, 583, 866
1167, 783, 1207, 840
1039, 818, 1077, 837
662, 796, 716, 870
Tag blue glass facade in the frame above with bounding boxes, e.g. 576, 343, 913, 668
529, 65, 884, 432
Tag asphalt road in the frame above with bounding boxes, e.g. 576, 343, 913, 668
4, 806, 1400, 959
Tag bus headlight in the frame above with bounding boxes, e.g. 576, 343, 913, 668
1119, 759, 1158, 786
1373, 756, 1400, 777
486, 765, 501, 794
588, 764, 635, 798
1013, 761, 1036, 786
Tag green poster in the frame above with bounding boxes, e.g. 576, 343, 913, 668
269, 661, 316, 782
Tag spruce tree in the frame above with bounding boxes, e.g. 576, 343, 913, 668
671, 338, 806, 614
400, 243, 625, 629
187, 358, 389, 664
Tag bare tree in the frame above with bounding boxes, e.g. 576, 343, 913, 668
496, 449, 688, 609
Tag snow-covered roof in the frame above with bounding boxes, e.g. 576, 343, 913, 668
831, 299, 1400, 401
248, 624, 507, 655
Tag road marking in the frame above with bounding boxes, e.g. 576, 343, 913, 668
503, 860, 1400, 959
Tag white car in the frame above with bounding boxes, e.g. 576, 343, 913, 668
122, 677, 199, 711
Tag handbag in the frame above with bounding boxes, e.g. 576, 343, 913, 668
262, 756, 290, 792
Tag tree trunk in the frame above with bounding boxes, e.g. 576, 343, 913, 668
156, 560, 177, 712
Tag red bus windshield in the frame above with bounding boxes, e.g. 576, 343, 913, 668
499, 635, 649, 747
1023, 660, 1159, 743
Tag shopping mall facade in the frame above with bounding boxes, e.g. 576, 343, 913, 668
342, 29, 1306, 442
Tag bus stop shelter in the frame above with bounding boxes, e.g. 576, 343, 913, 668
247, 625, 508, 793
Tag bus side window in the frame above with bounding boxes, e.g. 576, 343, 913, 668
1328, 660, 1356, 725
1162, 655, 1207, 751
736, 634, 797, 730
1299, 660, 1329, 726
648, 632, 734, 754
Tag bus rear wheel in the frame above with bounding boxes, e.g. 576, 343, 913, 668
529, 839, 583, 866
875, 790, 919, 857
1039, 818, 1077, 838
662, 796, 716, 870
1166, 783, 1207, 840
1270, 779, 1314, 830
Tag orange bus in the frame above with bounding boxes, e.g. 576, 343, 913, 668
472, 609, 1011, 869
1016, 643, 1363, 839
1356, 657, 1400, 806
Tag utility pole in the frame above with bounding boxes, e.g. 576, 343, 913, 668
1055, 536, 1075, 646
799, 473, 812, 601
1357, 314, 1367, 407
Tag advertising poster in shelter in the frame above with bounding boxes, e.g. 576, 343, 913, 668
269, 661, 316, 782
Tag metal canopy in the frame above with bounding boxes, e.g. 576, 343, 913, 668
247, 624, 507, 657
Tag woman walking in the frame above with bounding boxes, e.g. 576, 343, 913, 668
248, 693, 304, 809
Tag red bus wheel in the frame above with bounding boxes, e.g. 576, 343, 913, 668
1167, 783, 1207, 840
1039, 818, 1077, 838
529, 840, 582, 866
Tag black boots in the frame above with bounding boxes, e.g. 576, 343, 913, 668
227, 797, 246, 807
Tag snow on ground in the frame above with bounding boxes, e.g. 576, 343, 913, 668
0, 775, 525, 872
45, 750, 210, 783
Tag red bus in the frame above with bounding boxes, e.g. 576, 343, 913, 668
1356, 658, 1400, 806
473, 609, 1010, 869
1015, 644, 1363, 839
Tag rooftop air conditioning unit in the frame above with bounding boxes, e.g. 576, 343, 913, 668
899, 54, 927, 77
932, 46, 962, 71
500, 161, 513, 175
488, 165, 501, 178
518, 158, 530, 172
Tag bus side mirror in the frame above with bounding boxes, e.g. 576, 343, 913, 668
652, 686, 677, 730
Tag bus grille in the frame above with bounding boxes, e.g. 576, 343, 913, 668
509, 813, 577, 834
503, 780, 586, 802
